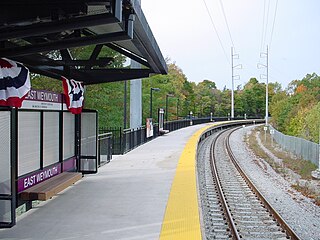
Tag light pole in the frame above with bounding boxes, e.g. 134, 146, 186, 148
166, 94, 174, 121
150, 87, 160, 119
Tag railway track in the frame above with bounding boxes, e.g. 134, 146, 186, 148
197, 127, 301, 240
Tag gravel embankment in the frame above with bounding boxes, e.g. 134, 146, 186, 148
230, 125, 320, 240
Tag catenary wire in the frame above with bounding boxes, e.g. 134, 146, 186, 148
262, 0, 271, 50
260, 0, 267, 52
269, 0, 279, 51
218, 0, 235, 49
202, 0, 231, 65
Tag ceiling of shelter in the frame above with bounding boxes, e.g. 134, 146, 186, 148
0, 0, 167, 84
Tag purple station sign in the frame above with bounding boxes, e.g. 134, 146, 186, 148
17, 157, 77, 193
21, 89, 66, 110
18, 164, 61, 193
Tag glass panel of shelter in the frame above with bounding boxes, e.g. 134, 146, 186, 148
0, 110, 15, 227
79, 111, 98, 173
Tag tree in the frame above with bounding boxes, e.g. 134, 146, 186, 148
269, 73, 320, 142
240, 78, 266, 118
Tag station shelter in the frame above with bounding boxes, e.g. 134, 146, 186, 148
0, 0, 167, 227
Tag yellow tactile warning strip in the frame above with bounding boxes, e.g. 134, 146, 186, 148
159, 123, 219, 240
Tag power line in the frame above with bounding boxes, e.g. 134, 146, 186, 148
263, 0, 271, 50
218, 0, 235, 48
260, 0, 267, 52
202, 0, 231, 65
269, 0, 279, 50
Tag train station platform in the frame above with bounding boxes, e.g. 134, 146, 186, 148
0, 123, 213, 240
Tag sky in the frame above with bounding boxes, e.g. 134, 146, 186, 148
141, 0, 320, 90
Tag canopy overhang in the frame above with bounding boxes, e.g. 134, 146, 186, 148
0, 0, 167, 84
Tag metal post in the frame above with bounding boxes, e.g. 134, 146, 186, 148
150, 88, 160, 119
259, 46, 269, 127
270, 128, 275, 147
124, 80, 127, 129
231, 47, 234, 119
176, 98, 180, 120
150, 88, 153, 119
231, 48, 242, 119
10, 108, 18, 226
165, 94, 174, 121
264, 126, 267, 143
318, 125, 320, 171
165, 95, 168, 121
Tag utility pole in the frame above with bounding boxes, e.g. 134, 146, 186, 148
266, 45, 269, 126
231, 47, 234, 119
258, 45, 269, 126
231, 47, 242, 119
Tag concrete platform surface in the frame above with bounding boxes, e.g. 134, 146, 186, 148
0, 124, 210, 240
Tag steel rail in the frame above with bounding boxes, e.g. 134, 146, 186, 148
209, 130, 241, 240
225, 127, 301, 240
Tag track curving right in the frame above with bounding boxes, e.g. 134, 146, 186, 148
198, 127, 301, 240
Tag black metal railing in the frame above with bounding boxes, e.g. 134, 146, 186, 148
98, 132, 112, 166
98, 116, 259, 156
96, 116, 264, 168
100, 127, 122, 155
99, 117, 209, 155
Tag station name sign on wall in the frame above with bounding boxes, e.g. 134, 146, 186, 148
18, 165, 61, 192
21, 89, 66, 110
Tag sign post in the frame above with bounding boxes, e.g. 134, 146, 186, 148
146, 118, 153, 138
264, 126, 268, 142
270, 129, 275, 146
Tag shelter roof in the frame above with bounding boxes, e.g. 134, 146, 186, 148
0, 0, 167, 84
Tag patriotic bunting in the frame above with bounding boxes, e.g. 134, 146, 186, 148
62, 76, 85, 114
0, 58, 31, 108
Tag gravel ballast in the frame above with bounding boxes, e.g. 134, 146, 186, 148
230, 125, 320, 240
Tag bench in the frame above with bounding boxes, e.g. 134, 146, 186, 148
20, 172, 82, 201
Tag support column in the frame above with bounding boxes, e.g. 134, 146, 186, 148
130, 60, 142, 129
130, 0, 142, 129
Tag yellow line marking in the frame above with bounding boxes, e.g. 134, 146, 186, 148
160, 123, 219, 240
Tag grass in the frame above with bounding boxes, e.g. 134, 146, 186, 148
246, 128, 281, 172
246, 126, 319, 205
292, 184, 320, 206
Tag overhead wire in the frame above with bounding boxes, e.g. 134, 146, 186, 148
262, 0, 271, 50
269, 0, 279, 50
260, 0, 267, 52
202, 0, 231, 65
218, 0, 235, 49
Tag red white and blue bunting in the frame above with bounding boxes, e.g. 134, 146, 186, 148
62, 76, 85, 114
0, 58, 31, 108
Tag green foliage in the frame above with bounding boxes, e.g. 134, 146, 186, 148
236, 78, 266, 118
270, 73, 320, 142
31, 74, 62, 92
84, 82, 125, 128
35, 44, 313, 132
